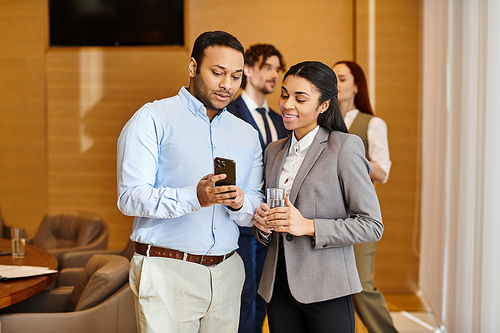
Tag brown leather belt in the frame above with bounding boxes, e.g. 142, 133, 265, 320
134, 242, 235, 266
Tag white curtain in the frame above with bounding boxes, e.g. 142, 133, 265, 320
421, 0, 500, 332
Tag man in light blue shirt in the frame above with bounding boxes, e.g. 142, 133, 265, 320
117, 31, 263, 333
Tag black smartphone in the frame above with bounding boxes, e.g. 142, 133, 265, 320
214, 157, 236, 186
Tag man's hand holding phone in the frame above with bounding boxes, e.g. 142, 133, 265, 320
196, 158, 244, 210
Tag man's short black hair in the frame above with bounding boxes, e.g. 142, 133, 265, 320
190, 31, 244, 73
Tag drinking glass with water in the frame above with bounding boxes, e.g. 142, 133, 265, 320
11, 227, 27, 259
266, 188, 285, 208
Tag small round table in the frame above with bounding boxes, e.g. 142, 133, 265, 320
0, 239, 58, 308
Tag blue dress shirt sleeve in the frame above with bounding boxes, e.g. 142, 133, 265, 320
116, 103, 202, 219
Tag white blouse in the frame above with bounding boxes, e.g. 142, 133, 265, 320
344, 109, 392, 183
278, 126, 320, 194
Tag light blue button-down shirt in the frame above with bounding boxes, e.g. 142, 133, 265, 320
117, 87, 264, 255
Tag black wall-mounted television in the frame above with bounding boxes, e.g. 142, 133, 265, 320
49, 0, 184, 47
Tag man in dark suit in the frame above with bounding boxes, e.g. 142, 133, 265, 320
226, 43, 287, 333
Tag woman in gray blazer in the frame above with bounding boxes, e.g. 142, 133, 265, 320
253, 61, 384, 333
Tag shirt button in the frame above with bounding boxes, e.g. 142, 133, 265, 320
209, 251, 212, 254
191, 208, 196, 211
214, 226, 216, 229
286, 234, 293, 241
213, 146, 216, 150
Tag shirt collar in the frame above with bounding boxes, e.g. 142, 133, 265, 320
178, 86, 227, 118
290, 126, 320, 154
240, 90, 269, 113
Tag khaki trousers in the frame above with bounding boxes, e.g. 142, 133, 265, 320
352, 242, 398, 333
130, 251, 245, 333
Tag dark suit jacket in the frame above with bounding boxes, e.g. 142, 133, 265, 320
227, 95, 288, 236
256, 127, 384, 304
226, 95, 288, 151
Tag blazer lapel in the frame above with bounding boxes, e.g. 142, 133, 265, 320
237, 98, 259, 129
236, 98, 266, 149
289, 128, 329, 204
268, 139, 291, 189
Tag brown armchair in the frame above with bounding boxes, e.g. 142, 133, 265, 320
60, 239, 134, 270
31, 211, 109, 265
0, 254, 137, 332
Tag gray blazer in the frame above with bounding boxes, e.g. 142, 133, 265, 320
256, 127, 384, 304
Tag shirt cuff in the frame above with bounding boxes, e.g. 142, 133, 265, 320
176, 185, 201, 214
225, 197, 253, 227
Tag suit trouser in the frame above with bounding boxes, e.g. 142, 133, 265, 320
352, 241, 398, 333
266, 240, 355, 333
129, 251, 245, 333
237, 233, 268, 333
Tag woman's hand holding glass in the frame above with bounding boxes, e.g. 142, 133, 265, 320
254, 195, 315, 237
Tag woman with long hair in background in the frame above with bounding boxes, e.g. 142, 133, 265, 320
332, 60, 396, 333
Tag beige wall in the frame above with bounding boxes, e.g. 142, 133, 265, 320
0, 1, 48, 233
359, 0, 422, 293
0, 0, 420, 294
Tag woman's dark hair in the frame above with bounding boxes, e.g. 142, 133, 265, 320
334, 60, 374, 115
284, 61, 348, 133
190, 31, 244, 74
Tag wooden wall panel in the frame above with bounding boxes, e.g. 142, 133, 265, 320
188, 0, 354, 110
0, 1, 47, 237
356, 0, 422, 294
46, 48, 188, 249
